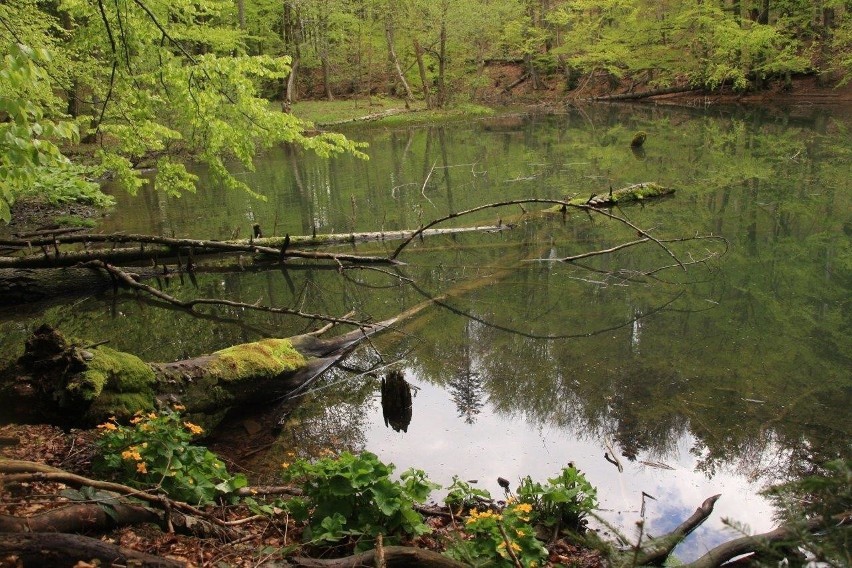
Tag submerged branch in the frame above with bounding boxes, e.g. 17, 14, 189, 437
79, 260, 370, 327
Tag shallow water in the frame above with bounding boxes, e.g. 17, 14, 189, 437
2, 103, 850, 561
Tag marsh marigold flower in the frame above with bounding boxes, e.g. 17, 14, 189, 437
136, 461, 148, 474
514, 503, 533, 513
184, 421, 203, 435
97, 422, 117, 431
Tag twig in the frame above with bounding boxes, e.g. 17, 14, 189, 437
79, 261, 369, 327
497, 521, 523, 568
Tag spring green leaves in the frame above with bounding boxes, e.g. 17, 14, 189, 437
0, 44, 103, 222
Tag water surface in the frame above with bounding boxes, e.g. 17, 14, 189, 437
2, 103, 850, 561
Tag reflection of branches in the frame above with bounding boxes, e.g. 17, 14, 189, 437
408, 280, 685, 341
82, 261, 369, 327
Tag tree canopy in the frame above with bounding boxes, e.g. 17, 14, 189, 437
1, 0, 849, 220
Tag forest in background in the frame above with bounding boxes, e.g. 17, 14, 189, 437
2, 0, 852, 222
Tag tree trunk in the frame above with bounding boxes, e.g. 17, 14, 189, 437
413, 38, 433, 109
385, 21, 413, 108
0, 532, 183, 568
436, 6, 448, 108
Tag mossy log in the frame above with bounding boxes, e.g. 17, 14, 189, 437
0, 318, 398, 431
567, 182, 674, 208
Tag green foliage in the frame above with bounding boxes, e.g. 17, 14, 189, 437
281, 451, 438, 550
94, 408, 247, 505
516, 466, 598, 531
0, 43, 103, 221
445, 503, 548, 567
762, 457, 851, 567
444, 475, 492, 511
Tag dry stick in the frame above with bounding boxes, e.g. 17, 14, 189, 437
496, 522, 523, 568
682, 513, 851, 568
635, 494, 721, 566
80, 261, 369, 327
0, 466, 229, 531
390, 198, 569, 260
586, 206, 686, 271
525, 237, 650, 263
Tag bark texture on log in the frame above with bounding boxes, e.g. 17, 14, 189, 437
635, 494, 720, 566
0, 532, 184, 567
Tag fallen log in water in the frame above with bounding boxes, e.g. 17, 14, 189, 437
0, 293, 438, 430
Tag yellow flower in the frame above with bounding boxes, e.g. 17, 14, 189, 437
130, 416, 144, 424
184, 421, 204, 435
514, 503, 533, 514
136, 461, 148, 474
147, 412, 158, 420
498, 541, 521, 552
516, 529, 525, 537
281, 462, 290, 469
173, 404, 186, 411
121, 448, 143, 461
97, 422, 117, 431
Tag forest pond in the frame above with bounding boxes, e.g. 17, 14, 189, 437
2, 103, 850, 561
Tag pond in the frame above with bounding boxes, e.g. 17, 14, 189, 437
2, 103, 850, 561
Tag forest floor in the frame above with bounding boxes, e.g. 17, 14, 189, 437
0, 423, 607, 567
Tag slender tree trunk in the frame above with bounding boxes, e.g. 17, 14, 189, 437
413, 38, 433, 109
758, 0, 769, 24
321, 53, 334, 101
385, 21, 413, 108
282, 0, 302, 111
237, 0, 245, 30
436, 6, 448, 107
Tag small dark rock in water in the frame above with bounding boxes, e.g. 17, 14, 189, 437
497, 477, 511, 490
631, 131, 647, 147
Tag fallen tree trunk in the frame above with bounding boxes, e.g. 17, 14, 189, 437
590, 85, 702, 101
0, 532, 183, 567
0, 291, 436, 429
0, 225, 506, 269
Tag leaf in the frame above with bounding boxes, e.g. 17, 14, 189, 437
60, 488, 85, 501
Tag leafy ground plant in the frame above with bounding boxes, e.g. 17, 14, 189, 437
94, 407, 247, 505
516, 465, 598, 532
445, 502, 548, 567
281, 451, 438, 551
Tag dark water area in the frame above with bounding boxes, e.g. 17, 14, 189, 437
2, 103, 850, 561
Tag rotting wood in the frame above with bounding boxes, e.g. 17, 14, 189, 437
0, 532, 184, 567
0, 285, 442, 430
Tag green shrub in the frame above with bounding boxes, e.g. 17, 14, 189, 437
93, 408, 247, 505
281, 451, 438, 550
516, 465, 597, 532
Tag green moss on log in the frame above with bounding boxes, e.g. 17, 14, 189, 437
66, 346, 158, 421
67, 346, 156, 402
207, 339, 307, 381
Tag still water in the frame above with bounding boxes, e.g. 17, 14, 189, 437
2, 103, 850, 560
